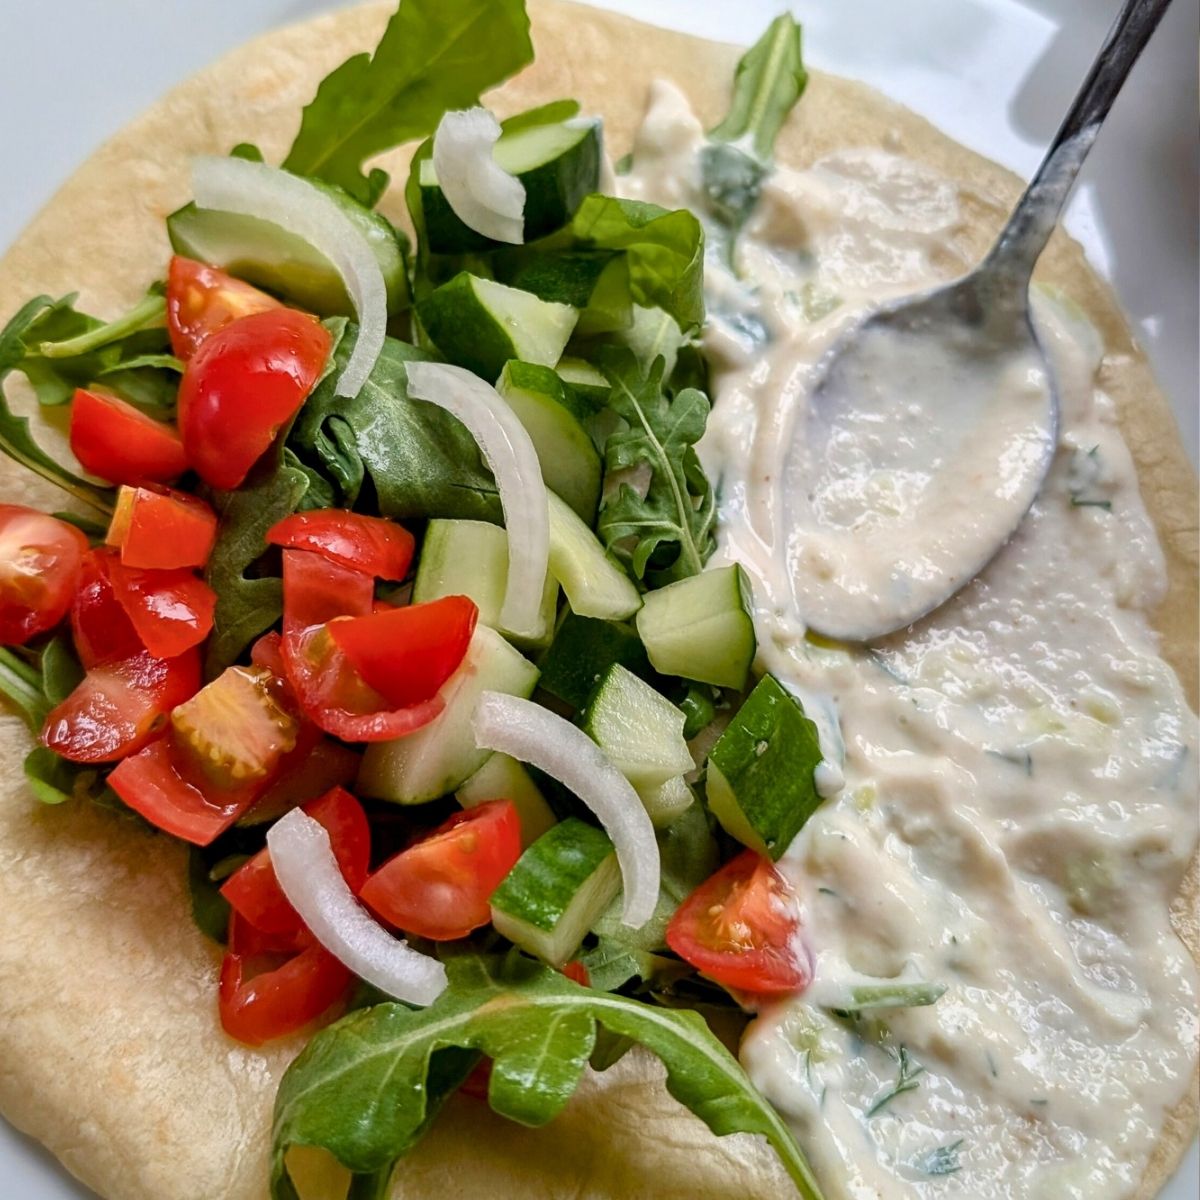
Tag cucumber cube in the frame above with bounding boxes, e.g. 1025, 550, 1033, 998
456, 752, 557, 847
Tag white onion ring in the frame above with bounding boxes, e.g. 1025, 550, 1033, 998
432, 108, 525, 244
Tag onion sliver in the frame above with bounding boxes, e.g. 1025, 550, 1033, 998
405, 363, 549, 638
191, 156, 386, 398
266, 809, 447, 1006
473, 691, 660, 928
432, 108, 525, 245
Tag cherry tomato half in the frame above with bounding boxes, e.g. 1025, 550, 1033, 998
665, 849, 810, 997
0, 505, 88, 647
69, 389, 188, 487
267, 510, 415, 581
221, 787, 370, 942
178, 307, 331, 490
166, 256, 280, 360
360, 800, 522, 941
70, 550, 143, 668
41, 647, 201, 763
106, 484, 218, 570
106, 558, 217, 659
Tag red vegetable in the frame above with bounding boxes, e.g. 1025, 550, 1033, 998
106, 484, 218, 570
70, 550, 143, 667
266, 510, 415, 581
166, 256, 280, 360
178, 307, 331, 490
0, 505, 87, 647
666, 849, 810, 997
360, 800, 522, 941
69, 389, 188, 486
106, 559, 217, 659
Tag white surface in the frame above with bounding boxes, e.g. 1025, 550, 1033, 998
0, 2, 1195, 1198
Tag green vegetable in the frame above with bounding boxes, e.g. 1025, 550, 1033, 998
570, 196, 704, 332
579, 937, 685, 994
597, 351, 715, 586
187, 846, 232, 944
288, 322, 500, 522
547, 490, 642, 621
455, 752, 557, 847
679, 683, 717, 739
269, 952, 824, 1200
282, 0, 533, 206
832, 981, 947, 1013
537, 611, 653, 710
0, 646, 52, 731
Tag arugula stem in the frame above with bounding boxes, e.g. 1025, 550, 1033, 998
0, 648, 49, 732
36, 293, 166, 359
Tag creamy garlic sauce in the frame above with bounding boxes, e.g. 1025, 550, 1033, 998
622, 81, 1199, 1198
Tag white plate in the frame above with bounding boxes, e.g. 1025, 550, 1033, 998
0, 2, 1195, 1197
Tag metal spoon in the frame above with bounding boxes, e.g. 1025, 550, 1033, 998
784, 0, 1172, 643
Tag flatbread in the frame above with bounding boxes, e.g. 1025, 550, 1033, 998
0, 2, 1194, 1198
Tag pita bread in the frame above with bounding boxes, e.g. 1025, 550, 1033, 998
0, 2, 1194, 1197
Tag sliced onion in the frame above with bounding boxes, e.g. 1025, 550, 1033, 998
473, 691, 660, 929
266, 809, 447, 1006
405, 363, 549, 638
432, 108, 525, 245
190, 156, 386, 398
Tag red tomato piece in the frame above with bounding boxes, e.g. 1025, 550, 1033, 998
459, 1058, 493, 1102
326, 595, 477, 709
266, 511, 415, 581
561, 961, 591, 987
665, 849, 810, 997
41, 648, 200, 763
108, 735, 260, 844
178, 308, 331, 490
107, 559, 217, 659
360, 800, 522, 941
69, 389, 187, 486
166, 256, 281, 360
219, 914, 351, 1046
282, 548, 375, 635
106, 484, 218, 570
250, 630, 288, 680
221, 786, 371, 941
0, 505, 88, 647
70, 550, 143, 667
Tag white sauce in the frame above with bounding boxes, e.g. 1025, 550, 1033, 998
623, 81, 1199, 1199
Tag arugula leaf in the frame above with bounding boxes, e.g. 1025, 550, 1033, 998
597, 351, 715, 585
0, 298, 115, 513
187, 846, 233, 944
282, 0, 533, 206
270, 952, 823, 1200
0, 646, 51, 730
289, 322, 500, 522
571, 196, 705, 332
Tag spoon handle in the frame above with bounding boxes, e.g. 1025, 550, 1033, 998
988, 0, 1173, 282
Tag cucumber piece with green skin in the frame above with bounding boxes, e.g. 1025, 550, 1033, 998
456, 752, 557, 847
496, 361, 602, 522
581, 663, 693, 791
419, 118, 602, 253
418, 273, 577, 380
507, 251, 632, 335
167, 179, 411, 317
490, 817, 619, 967
637, 774, 695, 828
635, 564, 756, 691
547, 490, 641, 621
357, 625, 539, 805
555, 357, 611, 410
537, 611, 652, 709
413, 519, 558, 650
705, 673, 824, 859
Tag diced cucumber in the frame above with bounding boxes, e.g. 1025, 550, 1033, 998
419, 117, 602, 253
537, 611, 652, 709
508, 252, 632, 335
418, 274, 578, 380
167, 179, 411, 316
412, 519, 558, 650
357, 625, 539, 804
456, 752, 557, 847
490, 818, 619, 967
547, 491, 641, 621
555, 357, 611, 410
635, 564, 756, 690
637, 774, 695, 828
705, 674, 824, 859
496, 361, 601, 522
581, 664, 693, 791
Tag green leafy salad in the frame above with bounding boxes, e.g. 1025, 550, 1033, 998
0, 2, 841, 1196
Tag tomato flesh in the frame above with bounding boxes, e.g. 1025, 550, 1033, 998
665, 849, 809, 997
267, 510, 415, 581
239, 737, 360, 827
69, 389, 187, 486
360, 800, 522, 941
327, 595, 477, 709
221, 787, 370, 941
106, 485, 218, 570
106, 559, 217, 659
219, 912, 351, 1046
0, 506, 88, 647
41, 648, 201, 763
178, 308, 331, 490
166, 257, 281, 360
282, 548, 375, 635
71, 550, 144, 667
